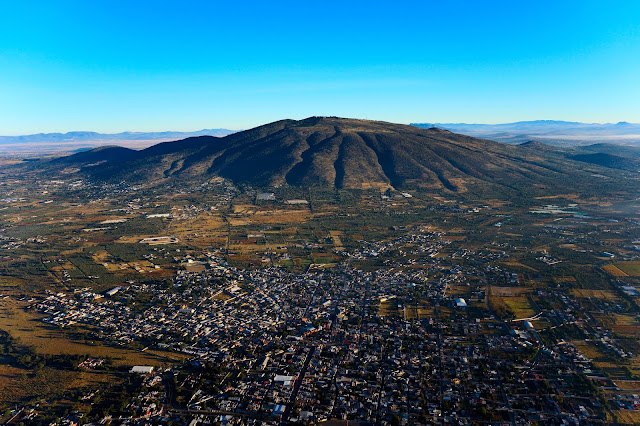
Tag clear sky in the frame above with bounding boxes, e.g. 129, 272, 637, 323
1, 0, 639, 134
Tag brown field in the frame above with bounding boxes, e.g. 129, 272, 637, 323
501, 261, 538, 271
559, 243, 578, 249
0, 158, 23, 166
490, 287, 531, 297
615, 410, 640, 425
90, 249, 112, 263
602, 263, 629, 277
403, 306, 433, 320
229, 243, 286, 254
571, 289, 620, 300
228, 217, 249, 226
212, 291, 233, 301
115, 235, 157, 244
614, 380, 640, 390
91, 250, 131, 273
612, 314, 640, 325
0, 299, 181, 367
0, 364, 118, 410
230, 206, 311, 226
252, 209, 311, 224
172, 212, 226, 228
441, 235, 466, 242
129, 260, 159, 273
0, 276, 27, 289
611, 325, 640, 337
102, 261, 133, 273
573, 341, 609, 361
233, 204, 256, 214
445, 285, 469, 296
329, 231, 344, 250
378, 298, 400, 317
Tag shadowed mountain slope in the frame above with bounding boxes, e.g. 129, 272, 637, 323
33, 117, 640, 197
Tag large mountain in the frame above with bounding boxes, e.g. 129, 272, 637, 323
411, 120, 640, 146
28, 117, 640, 198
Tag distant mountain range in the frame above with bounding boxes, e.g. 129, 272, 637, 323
0, 129, 237, 155
0, 129, 236, 143
4, 120, 639, 156
411, 120, 640, 146
19, 117, 640, 200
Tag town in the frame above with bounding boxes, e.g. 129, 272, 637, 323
0, 173, 639, 425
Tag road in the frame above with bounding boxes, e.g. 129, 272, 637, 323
281, 345, 316, 424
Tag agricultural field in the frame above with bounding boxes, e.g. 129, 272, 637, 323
0, 171, 639, 423
403, 305, 433, 320
501, 297, 537, 319
602, 263, 629, 277
490, 286, 531, 297
378, 297, 400, 317
572, 289, 620, 300
614, 410, 640, 425
0, 299, 178, 367
614, 261, 640, 276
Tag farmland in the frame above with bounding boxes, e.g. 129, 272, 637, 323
0, 171, 639, 424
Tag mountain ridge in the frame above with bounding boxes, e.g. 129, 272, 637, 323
27, 117, 639, 200
0, 128, 236, 144
411, 120, 640, 146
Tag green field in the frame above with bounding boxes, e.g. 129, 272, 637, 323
615, 261, 640, 276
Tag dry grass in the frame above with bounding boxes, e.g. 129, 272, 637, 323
403, 306, 433, 320
90, 249, 111, 263
614, 410, 640, 424
329, 231, 344, 250
233, 204, 255, 214
168, 213, 227, 247
0, 276, 27, 291
212, 292, 232, 301
602, 264, 629, 277
441, 235, 466, 242
490, 287, 531, 297
378, 298, 399, 317
501, 261, 538, 271
360, 182, 393, 190
502, 297, 536, 318
612, 325, 640, 337
228, 243, 284, 254
0, 299, 178, 367
614, 380, 640, 390
612, 314, 640, 326
573, 341, 609, 361
572, 289, 620, 300
615, 261, 640, 276
0, 365, 115, 409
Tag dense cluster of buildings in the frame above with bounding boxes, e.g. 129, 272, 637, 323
31, 233, 623, 424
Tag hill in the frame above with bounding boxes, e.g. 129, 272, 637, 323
0, 128, 237, 156
23, 117, 640, 199
0, 128, 236, 144
411, 120, 640, 146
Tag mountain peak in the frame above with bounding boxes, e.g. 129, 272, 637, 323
30, 117, 637, 199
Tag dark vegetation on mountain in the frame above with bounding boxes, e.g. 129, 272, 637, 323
51, 146, 139, 165
22, 117, 640, 199
569, 152, 640, 172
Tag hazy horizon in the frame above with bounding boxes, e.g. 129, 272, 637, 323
1, 118, 640, 138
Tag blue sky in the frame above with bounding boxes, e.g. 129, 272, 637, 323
1, 0, 639, 134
